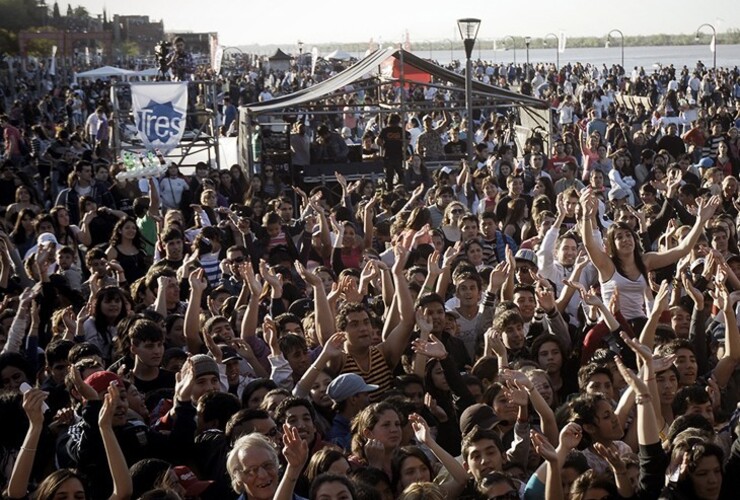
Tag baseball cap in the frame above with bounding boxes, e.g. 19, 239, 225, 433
173, 466, 214, 497
84, 371, 122, 394
219, 345, 241, 363
695, 157, 714, 169
514, 249, 538, 268
37, 232, 59, 247
327, 374, 378, 403
190, 354, 219, 379
608, 187, 630, 201
459, 403, 501, 436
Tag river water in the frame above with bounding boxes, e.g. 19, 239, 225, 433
410, 44, 740, 70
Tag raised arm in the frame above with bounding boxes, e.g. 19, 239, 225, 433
410, 413, 467, 497
644, 195, 720, 271
381, 244, 415, 368
184, 268, 208, 354
99, 383, 133, 500
275, 425, 308, 500
6, 389, 47, 499
296, 261, 335, 346
579, 188, 613, 278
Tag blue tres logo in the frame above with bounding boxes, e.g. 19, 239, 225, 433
136, 100, 184, 145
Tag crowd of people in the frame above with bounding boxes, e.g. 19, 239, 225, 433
2, 44, 740, 500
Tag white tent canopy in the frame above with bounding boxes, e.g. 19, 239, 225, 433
325, 49, 353, 61
74, 66, 136, 81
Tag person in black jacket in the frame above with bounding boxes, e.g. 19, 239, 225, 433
62, 365, 197, 500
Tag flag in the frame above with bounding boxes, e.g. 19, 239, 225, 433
559, 31, 567, 53
49, 45, 57, 76
131, 82, 188, 154
213, 45, 224, 75
311, 46, 319, 76
710, 34, 716, 53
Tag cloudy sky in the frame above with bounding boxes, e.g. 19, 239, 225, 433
71, 0, 739, 47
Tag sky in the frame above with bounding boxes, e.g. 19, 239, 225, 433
70, 0, 740, 47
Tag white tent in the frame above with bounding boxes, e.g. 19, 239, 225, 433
74, 66, 136, 81
325, 49, 353, 61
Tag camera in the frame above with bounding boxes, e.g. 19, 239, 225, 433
154, 40, 173, 74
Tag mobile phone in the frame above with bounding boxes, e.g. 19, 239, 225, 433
19, 382, 50, 413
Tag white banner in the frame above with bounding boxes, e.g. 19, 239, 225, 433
49, 45, 57, 76
311, 46, 319, 76
710, 34, 716, 53
213, 45, 224, 75
559, 31, 567, 53
131, 82, 188, 155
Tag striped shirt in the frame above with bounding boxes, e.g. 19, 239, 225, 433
341, 345, 393, 402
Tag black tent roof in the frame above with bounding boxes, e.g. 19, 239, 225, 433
244, 47, 548, 115
269, 48, 293, 60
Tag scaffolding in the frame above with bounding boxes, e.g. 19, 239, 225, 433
110, 79, 221, 170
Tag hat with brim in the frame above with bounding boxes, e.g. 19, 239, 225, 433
459, 403, 502, 436
327, 373, 378, 402
174, 466, 214, 497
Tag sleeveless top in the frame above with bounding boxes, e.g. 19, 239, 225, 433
115, 245, 147, 284
600, 267, 651, 321
341, 345, 393, 402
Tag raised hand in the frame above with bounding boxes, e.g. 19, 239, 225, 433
409, 413, 433, 445
415, 310, 433, 335
531, 430, 558, 463
22, 388, 49, 427
594, 442, 628, 475
322, 331, 347, 357
427, 250, 442, 276
489, 260, 509, 292
412, 334, 448, 360
614, 356, 649, 395
188, 268, 208, 294
99, 381, 121, 429
174, 358, 195, 403
364, 438, 386, 468
503, 382, 529, 407
70, 365, 99, 401
485, 328, 507, 358
442, 242, 462, 269
424, 393, 448, 422
262, 317, 280, 354
282, 423, 309, 468
651, 280, 671, 314
697, 195, 721, 222
559, 422, 583, 451
619, 332, 653, 366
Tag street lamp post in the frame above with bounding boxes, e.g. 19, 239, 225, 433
457, 18, 481, 163
524, 36, 531, 79
695, 23, 717, 70
605, 29, 624, 70
504, 35, 516, 64
297, 40, 304, 72
544, 32, 559, 71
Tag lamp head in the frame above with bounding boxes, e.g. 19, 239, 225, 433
457, 18, 481, 41
694, 33, 700, 41
524, 36, 531, 46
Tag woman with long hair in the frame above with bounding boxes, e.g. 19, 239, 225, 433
50, 205, 90, 264
9, 208, 36, 257
106, 217, 150, 285
349, 402, 403, 475
440, 201, 466, 246
580, 188, 719, 324
229, 164, 248, 194
404, 154, 431, 192
82, 287, 128, 364
502, 198, 528, 245
4, 185, 41, 225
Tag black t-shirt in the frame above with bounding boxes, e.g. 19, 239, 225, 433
134, 369, 177, 396
378, 125, 405, 160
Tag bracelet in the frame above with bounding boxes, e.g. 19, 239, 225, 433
635, 393, 653, 405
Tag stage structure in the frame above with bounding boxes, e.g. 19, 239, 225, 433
238, 47, 550, 187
